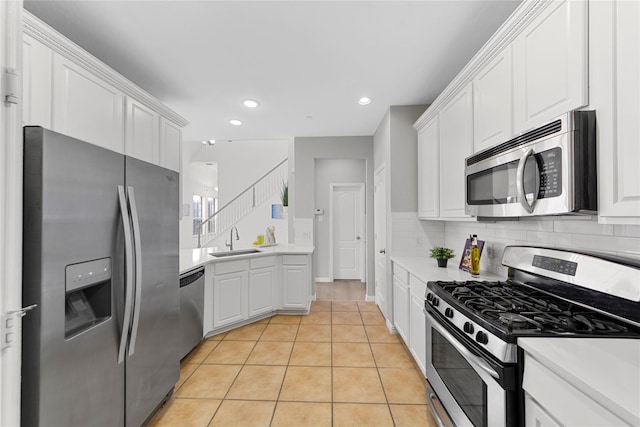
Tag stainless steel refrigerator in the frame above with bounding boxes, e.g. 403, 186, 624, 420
21, 127, 179, 426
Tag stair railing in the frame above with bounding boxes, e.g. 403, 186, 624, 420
197, 158, 288, 248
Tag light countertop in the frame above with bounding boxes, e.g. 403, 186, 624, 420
391, 256, 503, 283
519, 337, 640, 426
180, 244, 314, 274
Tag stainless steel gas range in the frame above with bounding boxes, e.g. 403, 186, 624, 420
424, 245, 640, 427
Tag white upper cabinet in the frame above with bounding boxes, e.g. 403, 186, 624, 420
590, 0, 640, 224
52, 55, 125, 154
438, 82, 473, 219
22, 11, 187, 167
473, 46, 513, 152
417, 116, 439, 219
160, 118, 182, 172
22, 34, 52, 128
513, 0, 588, 134
125, 98, 159, 164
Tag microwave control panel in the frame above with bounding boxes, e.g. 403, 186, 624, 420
536, 147, 562, 199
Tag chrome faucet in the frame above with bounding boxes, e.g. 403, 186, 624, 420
225, 226, 239, 251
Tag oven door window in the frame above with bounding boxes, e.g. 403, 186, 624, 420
467, 147, 562, 205
432, 328, 487, 427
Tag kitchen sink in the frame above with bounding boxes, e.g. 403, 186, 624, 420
209, 248, 261, 258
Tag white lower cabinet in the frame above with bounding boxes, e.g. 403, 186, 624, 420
525, 395, 561, 427
248, 257, 276, 317
392, 264, 410, 342
282, 255, 310, 309
213, 260, 249, 329
409, 274, 427, 375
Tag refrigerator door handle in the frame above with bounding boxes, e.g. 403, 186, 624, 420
127, 186, 143, 357
117, 186, 134, 364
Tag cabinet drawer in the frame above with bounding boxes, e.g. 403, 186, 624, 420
392, 263, 409, 284
250, 256, 276, 269
215, 260, 250, 275
409, 274, 427, 298
282, 255, 308, 265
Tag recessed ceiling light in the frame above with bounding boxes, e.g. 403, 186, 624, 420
229, 119, 243, 126
305, 115, 313, 120
201, 140, 207, 145
214, 187, 219, 192
358, 97, 372, 105
242, 99, 260, 108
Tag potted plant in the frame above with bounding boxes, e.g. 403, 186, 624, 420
280, 180, 288, 213
430, 247, 455, 268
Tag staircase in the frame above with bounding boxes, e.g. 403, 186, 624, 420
198, 158, 288, 248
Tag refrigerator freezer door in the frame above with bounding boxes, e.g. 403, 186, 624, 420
124, 157, 180, 426
22, 127, 125, 426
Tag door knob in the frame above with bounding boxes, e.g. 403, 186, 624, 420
356, 236, 361, 240
379, 249, 386, 254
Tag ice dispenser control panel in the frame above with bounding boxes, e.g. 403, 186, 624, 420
66, 258, 111, 292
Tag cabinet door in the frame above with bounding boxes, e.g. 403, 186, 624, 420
249, 266, 276, 316
160, 118, 182, 172
52, 54, 125, 153
473, 46, 513, 152
125, 98, 159, 164
213, 271, 247, 328
392, 276, 409, 343
525, 395, 561, 427
417, 117, 439, 219
591, 0, 640, 223
409, 292, 426, 375
439, 82, 474, 219
513, 0, 588, 134
23, 34, 52, 128
282, 264, 308, 309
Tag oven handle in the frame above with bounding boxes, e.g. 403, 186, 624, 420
516, 147, 538, 214
429, 311, 500, 380
427, 389, 447, 427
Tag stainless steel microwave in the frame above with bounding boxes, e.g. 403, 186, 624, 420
465, 111, 597, 218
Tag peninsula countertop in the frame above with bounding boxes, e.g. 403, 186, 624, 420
180, 244, 315, 274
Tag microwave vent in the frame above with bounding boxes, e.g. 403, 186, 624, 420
467, 119, 562, 166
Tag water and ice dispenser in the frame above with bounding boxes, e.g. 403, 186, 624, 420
64, 258, 112, 338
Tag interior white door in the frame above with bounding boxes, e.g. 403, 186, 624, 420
332, 184, 364, 280
374, 169, 387, 313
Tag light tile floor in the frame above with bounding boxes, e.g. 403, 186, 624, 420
149, 300, 437, 426
315, 280, 366, 301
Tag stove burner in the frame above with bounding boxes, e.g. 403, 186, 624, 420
432, 280, 633, 337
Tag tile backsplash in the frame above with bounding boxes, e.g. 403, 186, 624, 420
443, 217, 640, 276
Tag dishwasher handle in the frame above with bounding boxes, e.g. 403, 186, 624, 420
180, 268, 205, 288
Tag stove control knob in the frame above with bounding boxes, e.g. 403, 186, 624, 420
426, 293, 434, 302
475, 331, 489, 345
444, 308, 454, 318
463, 322, 474, 334
432, 297, 440, 307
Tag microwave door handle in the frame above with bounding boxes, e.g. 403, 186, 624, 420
429, 313, 500, 380
516, 148, 538, 213
117, 186, 134, 365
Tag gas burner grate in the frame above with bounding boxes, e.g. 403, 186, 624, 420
432, 280, 631, 335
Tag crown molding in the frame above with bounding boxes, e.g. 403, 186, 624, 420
414, 0, 552, 130
23, 10, 189, 128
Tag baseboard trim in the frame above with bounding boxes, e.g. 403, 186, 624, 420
365, 295, 375, 302
315, 277, 331, 283
386, 319, 398, 334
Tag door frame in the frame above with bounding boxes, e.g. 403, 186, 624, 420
373, 165, 387, 313
328, 183, 365, 283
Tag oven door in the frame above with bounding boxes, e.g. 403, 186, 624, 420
465, 132, 573, 218
425, 310, 512, 427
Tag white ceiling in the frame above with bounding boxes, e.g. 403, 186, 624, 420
24, 0, 521, 143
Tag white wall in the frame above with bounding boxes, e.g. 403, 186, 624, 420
443, 219, 640, 277
180, 142, 217, 249
293, 136, 375, 298
314, 158, 367, 280
197, 139, 289, 205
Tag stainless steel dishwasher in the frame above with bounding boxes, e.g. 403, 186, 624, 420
179, 267, 204, 359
